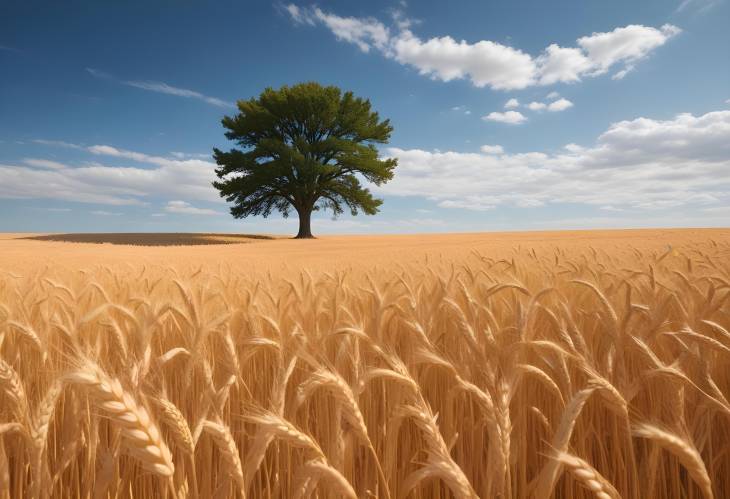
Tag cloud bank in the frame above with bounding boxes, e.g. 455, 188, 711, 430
3, 109, 728, 223
381, 110, 730, 211
285, 5, 680, 90
0, 143, 218, 206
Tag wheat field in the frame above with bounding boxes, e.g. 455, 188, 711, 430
0, 229, 729, 498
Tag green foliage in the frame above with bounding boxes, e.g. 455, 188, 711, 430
213, 82, 397, 237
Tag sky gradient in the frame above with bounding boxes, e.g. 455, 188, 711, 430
1, 0, 729, 234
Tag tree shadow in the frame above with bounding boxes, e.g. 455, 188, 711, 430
22, 233, 275, 247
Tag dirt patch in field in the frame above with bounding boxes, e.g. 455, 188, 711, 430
23, 232, 275, 246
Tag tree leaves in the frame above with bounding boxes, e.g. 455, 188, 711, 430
213, 82, 396, 236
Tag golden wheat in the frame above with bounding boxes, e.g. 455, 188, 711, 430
0, 230, 728, 497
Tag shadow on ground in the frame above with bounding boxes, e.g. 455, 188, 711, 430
23, 233, 275, 246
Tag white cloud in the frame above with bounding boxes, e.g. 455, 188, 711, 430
287, 5, 680, 90
537, 24, 680, 85
123, 81, 234, 108
86, 68, 234, 108
33, 139, 83, 150
564, 143, 584, 153
536, 45, 592, 85
392, 31, 536, 89
310, 8, 390, 53
23, 158, 67, 170
547, 91, 560, 99
577, 24, 681, 75
480, 145, 504, 154
504, 98, 520, 109
87, 144, 161, 163
483, 111, 527, 124
547, 98, 574, 112
380, 109, 730, 212
612, 65, 635, 80
284, 4, 315, 25
438, 198, 496, 211
0, 142, 218, 206
164, 200, 220, 216
525, 98, 572, 112
170, 151, 210, 160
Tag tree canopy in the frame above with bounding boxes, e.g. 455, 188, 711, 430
212, 82, 397, 238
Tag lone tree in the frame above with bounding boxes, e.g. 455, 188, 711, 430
213, 82, 397, 238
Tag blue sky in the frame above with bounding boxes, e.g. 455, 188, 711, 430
1, 0, 729, 234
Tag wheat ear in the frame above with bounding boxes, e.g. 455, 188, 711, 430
155, 397, 195, 457
554, 452, 621, 499
66, 362, 175, 477
300, 458, 357, 499
633, 424, 713, 499
244, 410, 324, 457
0, 359, 29, 425
201, 419, 245, 496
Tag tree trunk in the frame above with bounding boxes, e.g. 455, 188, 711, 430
295, 207, 314, 239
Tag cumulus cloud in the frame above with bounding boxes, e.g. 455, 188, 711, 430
392, 31, 536, 89
535, 45, 592, 85
285, 5, 680, 90
86, 68, 234, 108
547, 91, 560, 99
380, 109, 730, 212
164, 200, 221, 216
547, 98, 574, 111
0, 142, 218, 206
525, 98, 574, 112
579, 25, 680, 74
480, 145, 504, 154
482, 111, 527, 124
504, 98, 520, 109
